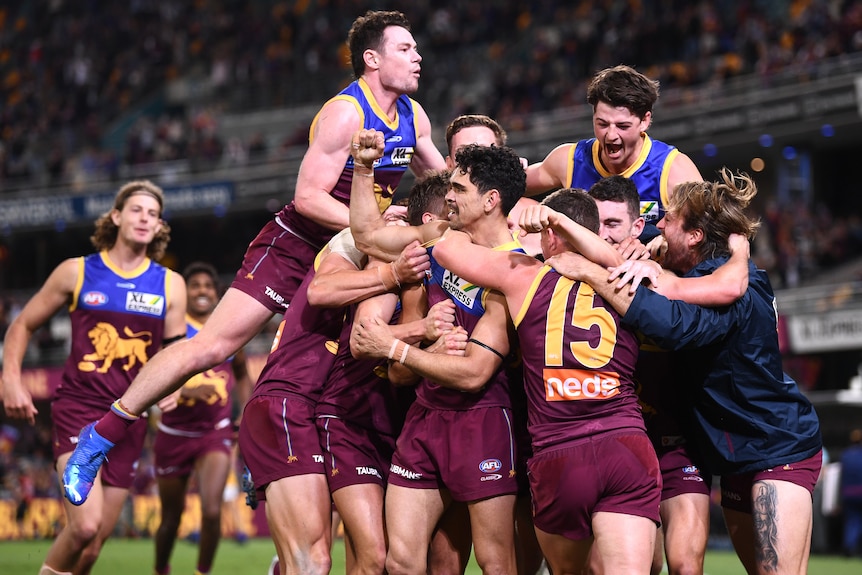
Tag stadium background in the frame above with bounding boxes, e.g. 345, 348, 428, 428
0, 0, 861, 553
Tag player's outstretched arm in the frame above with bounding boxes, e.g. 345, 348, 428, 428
348, 129, 444, 262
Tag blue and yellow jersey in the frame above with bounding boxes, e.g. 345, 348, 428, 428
278, 78, 419, 250
58, 251, 170, 408
567, 134, 678, 224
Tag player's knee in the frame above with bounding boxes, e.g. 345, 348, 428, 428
199, 500, 222, 523
353, 543, 387, 574
279, 541, 331, 575
67, 516, 101, 548
305, 545, 333, 575
666, 561, 703, 575
472, 557, 514, 575
385, 548, 425, 575
157, 512, 182, 533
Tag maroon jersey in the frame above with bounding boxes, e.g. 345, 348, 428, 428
250, 261, 345, 404
513, 266, 643, 453
159, 316, 236, 434
316, 305, 414, 436
414, 239, 521, 411
57, 252, 168, 410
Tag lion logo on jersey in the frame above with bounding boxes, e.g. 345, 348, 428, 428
78, 322, 153, 373
178, 369, 230, 407
375, 183, 395, 213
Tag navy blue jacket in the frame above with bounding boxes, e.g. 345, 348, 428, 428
624, 257, 822, 475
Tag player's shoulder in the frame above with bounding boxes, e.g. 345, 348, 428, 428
315, 96, 364, 130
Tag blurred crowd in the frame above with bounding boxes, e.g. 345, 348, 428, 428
0, 0, 860, 359
754, 200, 862, 289
0, 421, 59, 534
1, 0, 861, 189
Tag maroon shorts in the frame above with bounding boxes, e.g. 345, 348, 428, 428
153, 426, 234, 478
658, 444, 711, 500
52, 397, 148, 489
230, 218, 319, 313
388, 403, 519, 502
720, 450, 823, 513
238, 394, 324, 501
528, 430, 661, 540
316, 416, 396, 493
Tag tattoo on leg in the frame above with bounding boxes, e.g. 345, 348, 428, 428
753, 482, 779, 572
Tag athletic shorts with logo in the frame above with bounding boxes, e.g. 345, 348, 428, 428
388, 403, 519, 502
238, 394, 324, 501
528, 430, 661, 540
230, 219, 318, 314
52, 396, 148, 489
317, 416, 397, 492
658, 443, 711, 500
720, 449, 822, 513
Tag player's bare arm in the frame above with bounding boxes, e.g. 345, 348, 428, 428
431, 229, 542, 316
407, 101, 446, 176
378, 282, 426, 386
380, 282, 458, 386
1, 257, 78, 424
349, 128, 446, 261
377, 294, 456, 352
154, 269, 188, 413
524, 143, 573, 197
545, 252, 636, 316
307, 240, 430, 308
666, 152, 703, 199
517, 203, 623, 267
293, 99, 364, 231
352, 291, 509, 392
163, 270, 188, 342
608, 233, 750, 304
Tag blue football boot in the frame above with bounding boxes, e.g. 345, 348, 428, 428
241, 465, 258, 510
63, 422, 115, 505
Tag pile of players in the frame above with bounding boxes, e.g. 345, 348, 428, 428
3, 10, 822, 575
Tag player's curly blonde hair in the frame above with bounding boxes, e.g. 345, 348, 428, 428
668, 168, 761, 261
90, 180, 171, 260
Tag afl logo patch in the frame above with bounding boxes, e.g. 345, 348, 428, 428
83, 291, 108, 306
479, 459, 502, 473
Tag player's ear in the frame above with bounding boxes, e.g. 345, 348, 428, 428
688, 227, 704, 248
632, 216, 646, 237
485, 189, 501, 214
364, 49, 380, 71
641, 111, 652, 132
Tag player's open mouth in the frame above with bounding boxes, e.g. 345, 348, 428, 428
605, 143, 623, 155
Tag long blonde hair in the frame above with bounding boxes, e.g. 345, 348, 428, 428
90, 180, 171, 260
669, 168, 761, 261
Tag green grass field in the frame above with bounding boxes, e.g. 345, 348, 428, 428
2, 538, 861, 574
